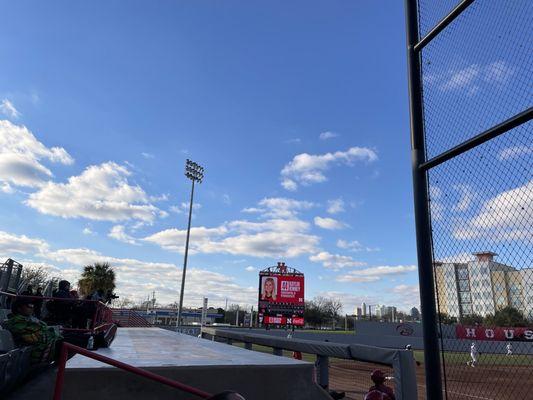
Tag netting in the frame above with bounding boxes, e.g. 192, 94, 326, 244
328, 359, 396, 400
419, 0, 532, 159
416, 0, 533, 399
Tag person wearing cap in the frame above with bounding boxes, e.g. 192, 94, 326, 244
5, 297, 62, 364
368, 370, 396, 400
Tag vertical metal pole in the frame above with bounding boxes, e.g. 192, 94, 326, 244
404, 1, 443, 399
177, 179, 195, 328
316, 355, 329, 389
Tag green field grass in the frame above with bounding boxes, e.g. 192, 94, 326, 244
232, 341, 531, 367
413, 350, 532, 366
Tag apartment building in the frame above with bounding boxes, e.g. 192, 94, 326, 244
435, 252, 533, 320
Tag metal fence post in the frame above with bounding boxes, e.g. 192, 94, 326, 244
404, 1, 443, 399
316, 355, 329, 389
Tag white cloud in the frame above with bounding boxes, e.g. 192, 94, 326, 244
483, 60, 514, 85
453, 180, 532, 241
327, 198, 345, 214
440, 65, 480, 91
391, 285, 421, 310
26, 162, 162, 222
435, 252, 475, 264
82, 227, 96, 236
281, 178, 298, 191
498, 145, 532, 161
222, 194, 231, 205
0, 182, 14, 194
144, 226, 228, 252
245, 266, 256, 272
141, 152, 154, 159
309, 251, 366, 270
41, 247, 256, 307
241, 207, 263, 214
337, 239, 379, 252
0, 99, 20, 119
170, 202, 202, 214
280, 147, 377, 190
319, 131, 338, 140
108, 225, 138, 245
255, 197, 315, 218
336, 265, 417, 283
453, 184, 476, 212
437, 61, 514, 94
0, 120, 74, 189
0, 230, 49, 256
314, 216, 347, 230
144, 218, 319, 258
284, 138, 301, 144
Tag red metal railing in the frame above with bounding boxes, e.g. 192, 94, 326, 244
53, 342, 212, 400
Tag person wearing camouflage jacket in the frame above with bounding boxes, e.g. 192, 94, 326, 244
5, 297, 62, 364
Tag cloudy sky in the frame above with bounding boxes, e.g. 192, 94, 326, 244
0, 1, 530, 313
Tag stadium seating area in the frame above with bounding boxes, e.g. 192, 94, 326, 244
0, 317, 43, 395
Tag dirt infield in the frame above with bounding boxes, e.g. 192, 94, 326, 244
328, 359, 533, 400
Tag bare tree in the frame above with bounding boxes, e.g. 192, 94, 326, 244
20, 265, 51, 290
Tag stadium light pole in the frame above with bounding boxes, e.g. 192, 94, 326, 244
176, 159, 204, 328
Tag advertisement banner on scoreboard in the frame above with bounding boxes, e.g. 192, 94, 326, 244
258, 266, 305, 326
455, 325, 533, 341
259, 275, 304, 305
262, 316, 305, 326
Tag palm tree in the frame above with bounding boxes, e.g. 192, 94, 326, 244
78, 262, 116, 297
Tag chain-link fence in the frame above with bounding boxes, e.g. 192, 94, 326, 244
408, 0, 532, 399
328, 358, 396, 400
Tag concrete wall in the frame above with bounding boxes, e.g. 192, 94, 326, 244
62, 364, 331, 400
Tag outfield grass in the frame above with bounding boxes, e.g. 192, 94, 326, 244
232, 339, 531, 367
413, 350, 532, 366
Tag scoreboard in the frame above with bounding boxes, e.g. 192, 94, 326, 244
258, 262, 305, 327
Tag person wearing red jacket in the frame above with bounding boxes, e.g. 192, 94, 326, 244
367, 370, 396, 400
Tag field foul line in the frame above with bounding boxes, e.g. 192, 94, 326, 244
417, 384, 494, 400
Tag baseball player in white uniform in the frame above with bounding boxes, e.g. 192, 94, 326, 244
506, 342, 513, 356
467, 342, 478, 367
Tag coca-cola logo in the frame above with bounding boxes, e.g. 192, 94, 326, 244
396, 323, 414, 336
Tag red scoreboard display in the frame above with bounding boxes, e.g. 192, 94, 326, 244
258, 262, 305, 326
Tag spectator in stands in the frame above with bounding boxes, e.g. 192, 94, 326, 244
48, 280, 75, 324
54, 280, 73, 298
367, 370, 395, 400
20, 285, 34, 296
5, 297, 62, 364
33, 287, 44, 319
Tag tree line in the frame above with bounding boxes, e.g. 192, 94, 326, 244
439, 306, 530, 327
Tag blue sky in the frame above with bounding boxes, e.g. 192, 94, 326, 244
0, 1, 529, 312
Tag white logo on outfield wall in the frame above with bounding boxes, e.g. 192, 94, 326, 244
466, 328, 476, 337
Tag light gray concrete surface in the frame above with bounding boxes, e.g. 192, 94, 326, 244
20, 328, 329, 400
68, 327, 309, 368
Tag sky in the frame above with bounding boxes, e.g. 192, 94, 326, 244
0, 1, 530, 313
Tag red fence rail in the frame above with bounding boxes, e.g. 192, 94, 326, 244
53, 342, 212, 400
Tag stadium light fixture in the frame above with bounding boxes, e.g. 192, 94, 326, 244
177, 159, 204, 328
